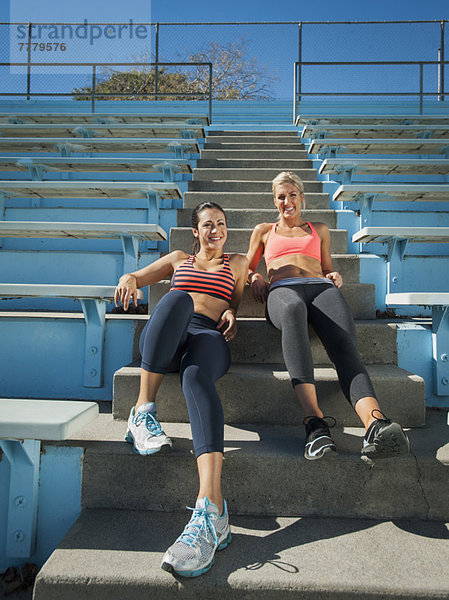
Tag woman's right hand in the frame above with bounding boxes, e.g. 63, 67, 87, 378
114, 274, 138, 311
250, 272, 269, 304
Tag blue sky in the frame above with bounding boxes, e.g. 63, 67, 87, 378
1, 0, 448, 101
3, 0, 448, 23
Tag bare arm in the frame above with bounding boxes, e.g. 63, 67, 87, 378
217, 254, 249, 341
315, 223, 343, 288
114, 250, 188, 310
246, 223, 270, 303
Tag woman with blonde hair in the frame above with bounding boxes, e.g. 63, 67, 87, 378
246, 171, 409, 461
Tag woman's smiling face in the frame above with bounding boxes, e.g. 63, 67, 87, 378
274, 182, 304, 219
193, 207, 228, 251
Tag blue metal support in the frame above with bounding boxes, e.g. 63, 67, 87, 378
56, 143, 72, 157
340, 167, 355, 185
0, 439, 40, 557
171, 143, 184, 159
146, 190, 161, 250
386, 237, 408, 294
432, 305, 449, 396
80, 298, 107, 388
120, 234, 139, 274
355, 193, 377, 227
160, 163, 175, 183
73, 127, 94, 138
181, 129, 193, 139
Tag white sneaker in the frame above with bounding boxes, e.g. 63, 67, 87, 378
125, 402, 172, 455
161, 496, 231, 577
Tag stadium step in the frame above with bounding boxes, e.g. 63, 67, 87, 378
188, 180, 323, 192
177, 207, 338, 228
33, 504, 449, 600
184, 191, 330, 209
192, 168, 317, 180
113, 363, 424, 427
169, 227, 348, 254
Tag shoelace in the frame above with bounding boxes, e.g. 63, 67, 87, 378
178, 504, 219, 548
133, 410, 163, 436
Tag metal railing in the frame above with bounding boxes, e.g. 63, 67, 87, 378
0, 61, 214, 121
293, 60, 449, 122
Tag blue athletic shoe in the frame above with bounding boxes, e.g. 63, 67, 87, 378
161, 497, 231, 577
125, 402, 172, 455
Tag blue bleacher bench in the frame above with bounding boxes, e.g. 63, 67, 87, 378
332, 184, 449, 226
0, 398, 99, 558
0, 156, 192, 182
0, 138, 200, 157
308, 138, 449, 158
386, 292, 449, 397
301, 124, 449, 140
319, 158, 449, 183
0, 123, 205, 140
0, 284, 143, 389
296, 114, 449, 126
0, 112, 209, 126
0, 221, 167, 273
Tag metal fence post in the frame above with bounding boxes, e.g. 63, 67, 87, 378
155, 23, 159, 101
91, 65, 96, 113
26, 23, 32, 100
209, 63, 213, 124
439, 21, 445, 101
419, 63, 423, 114
297, 22, 302, 117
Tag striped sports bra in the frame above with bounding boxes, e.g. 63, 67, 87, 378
170, 254, 235, 303
264, 221, 321, 266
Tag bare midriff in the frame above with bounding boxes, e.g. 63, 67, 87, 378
267, 254, 324, 286
188, 292, 230, 322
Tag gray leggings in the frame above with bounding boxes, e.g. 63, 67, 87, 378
266, 281, 376, 408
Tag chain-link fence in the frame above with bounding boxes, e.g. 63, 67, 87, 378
0, 20, 447, 110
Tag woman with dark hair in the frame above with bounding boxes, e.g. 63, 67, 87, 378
246, 172, 410, 462
114, 201, 248, 578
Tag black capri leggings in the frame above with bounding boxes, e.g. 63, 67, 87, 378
266, 281, 376, 409
139, 289, 230, 458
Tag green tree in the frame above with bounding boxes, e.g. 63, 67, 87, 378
72, 66, 194, 101
72, 37, 276, 101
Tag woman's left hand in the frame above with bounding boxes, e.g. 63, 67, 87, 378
217, 309, 237, 342
326, 271, 343, 288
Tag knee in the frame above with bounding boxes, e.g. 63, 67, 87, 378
281, 296, 307, 326
159, 289, 193, 313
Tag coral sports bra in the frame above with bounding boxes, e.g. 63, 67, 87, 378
264, 222, 321, 266
170, 254, 235, 303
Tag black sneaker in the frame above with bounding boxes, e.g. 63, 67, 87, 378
303, 416, 337, 461
361, 410, 410, 459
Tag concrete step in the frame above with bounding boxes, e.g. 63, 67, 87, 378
208, 130, 300, 136
131, 318, 399, 367
34, 505, 449, 599
177, 207, 337, 228
192, 168, 318, 181
205, 136, 302, 145
197, 158, 314, 169
204, 142, 304, 150
55, 409, 445, 519
113, 363, 425, 427
200, 149, 309, 159
149, 281, 375, 319
169, 227, 347, 254
188, 180, 323, 192
183, 191, 330, 209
